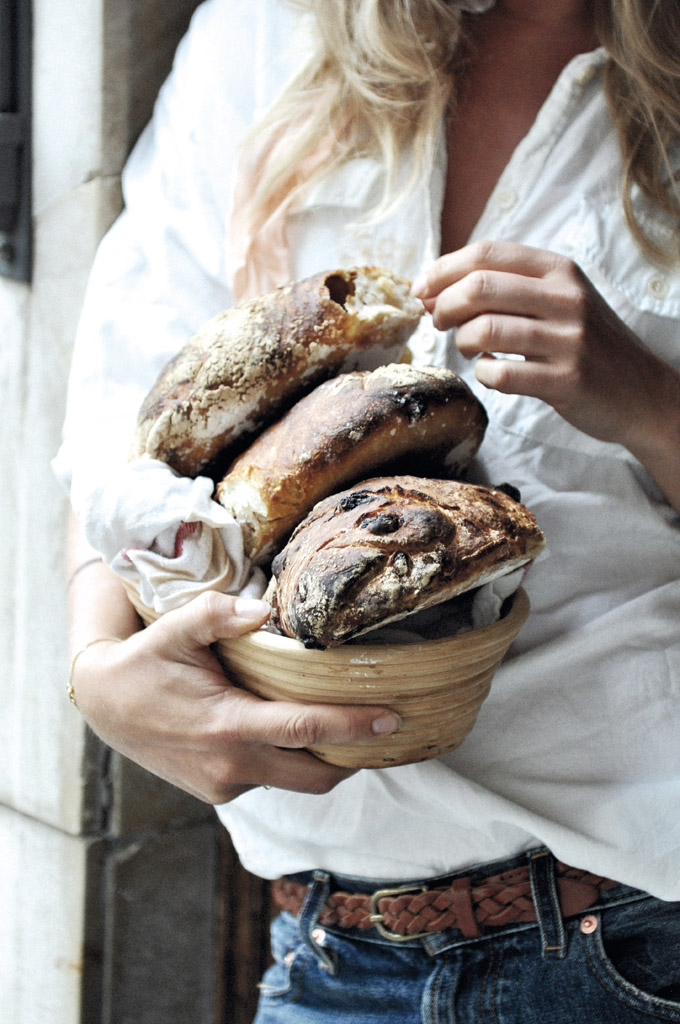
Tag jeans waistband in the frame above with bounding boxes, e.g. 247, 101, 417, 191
273, 847, 644, 959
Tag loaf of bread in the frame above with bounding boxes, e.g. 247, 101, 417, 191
267, 475, 545, 648
216, 364, 488, 564
130, 266, 424, 476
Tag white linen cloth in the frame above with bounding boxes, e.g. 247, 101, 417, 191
54, 0, 680, 899
75, 458, 262, 613
74, 451, 518, 623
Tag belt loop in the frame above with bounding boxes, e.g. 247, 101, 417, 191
529, 850, 567, 960
450, 877, 481, 939
299, 870, 337, 974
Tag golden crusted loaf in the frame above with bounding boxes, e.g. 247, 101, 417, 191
216, 363, 488, 564
267, 475, 546, 648
130, 266, 424, 476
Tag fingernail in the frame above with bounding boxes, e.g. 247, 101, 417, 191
234, 597, 270, 620
371, 712, 402, 735
410, 272, 429, 297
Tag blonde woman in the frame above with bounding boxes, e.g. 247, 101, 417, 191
57, 0, 680, 1019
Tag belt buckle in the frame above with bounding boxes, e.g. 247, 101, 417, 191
368, 883, 429, 942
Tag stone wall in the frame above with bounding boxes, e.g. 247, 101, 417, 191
0, 2, 239, 1021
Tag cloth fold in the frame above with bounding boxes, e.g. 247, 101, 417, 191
339, 567, 527, 646
75, 458, 265, 613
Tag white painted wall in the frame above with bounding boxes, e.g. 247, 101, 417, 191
0, 3, 217, 1021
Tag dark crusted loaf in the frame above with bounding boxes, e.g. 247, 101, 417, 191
267, 475, 545, 648
215, 363, 488, 564
130, 266, 424, 476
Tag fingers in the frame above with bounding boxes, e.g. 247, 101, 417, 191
430, 271, 556, 331
412, 240, 569, 299
158, 736, 358, 803
224, 686, 401, 749
425, 265, 578, 334
411, 241, 583, 334
455, 310, 579, 363
88, 590, 403, 802
74, 633, 379, 802
217, 742, 358, 798
148, 591, 401, 740
159, 590, 403, 746
193, 685, 401, 799
153, 590, 271, 657
170, 691, 401, 802
472, 351, 557, 396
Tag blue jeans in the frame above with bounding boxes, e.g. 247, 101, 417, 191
253, 849, 680, 1023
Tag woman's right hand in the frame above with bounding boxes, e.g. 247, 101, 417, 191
70, 590, 401, 804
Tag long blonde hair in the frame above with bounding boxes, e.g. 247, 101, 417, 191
245, 0, 463, 223
236, 0, 680, 292
595, 0, 680, 262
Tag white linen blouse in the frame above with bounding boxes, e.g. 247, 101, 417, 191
54, 0, 680, 899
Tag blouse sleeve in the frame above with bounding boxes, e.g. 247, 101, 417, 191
53, 0, 301, 504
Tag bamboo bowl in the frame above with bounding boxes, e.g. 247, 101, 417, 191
123, 579, 529, 769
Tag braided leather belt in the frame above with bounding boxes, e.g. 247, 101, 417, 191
271, 860, 618, 942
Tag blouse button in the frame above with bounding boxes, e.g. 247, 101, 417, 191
496, 186, 518, 212
414, 329, 437, 356
575, 64, 597, 86
647, 274, 669, 300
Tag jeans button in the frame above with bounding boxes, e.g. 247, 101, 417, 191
580, 914, 598, 934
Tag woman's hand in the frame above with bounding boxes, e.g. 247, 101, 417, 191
412, 241, 680, 512
71, 590, 401, 804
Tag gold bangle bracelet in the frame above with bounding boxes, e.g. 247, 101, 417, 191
67, 637, 124, 709
67, 556, 104, 590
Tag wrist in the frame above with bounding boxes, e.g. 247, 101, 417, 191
625, 363, 680, 456
67, 636, 125, 709
623, 365, 680, 514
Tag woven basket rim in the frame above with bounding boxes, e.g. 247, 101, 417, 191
234, 585, 530, 658
121, 575, 530, 658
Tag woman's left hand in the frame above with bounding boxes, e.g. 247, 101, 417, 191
413, 240, 677, 446
412, 241, 680, 512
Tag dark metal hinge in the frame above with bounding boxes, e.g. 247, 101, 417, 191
0, 0, 32, 282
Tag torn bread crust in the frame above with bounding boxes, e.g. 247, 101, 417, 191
130, 267, 424, 477
216, 363, 488, 564
267, 475, 546, 648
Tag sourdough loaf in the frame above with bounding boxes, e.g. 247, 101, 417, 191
267, 475, 545, 648
216, 364, 488, 564
130, 266, 424, 476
